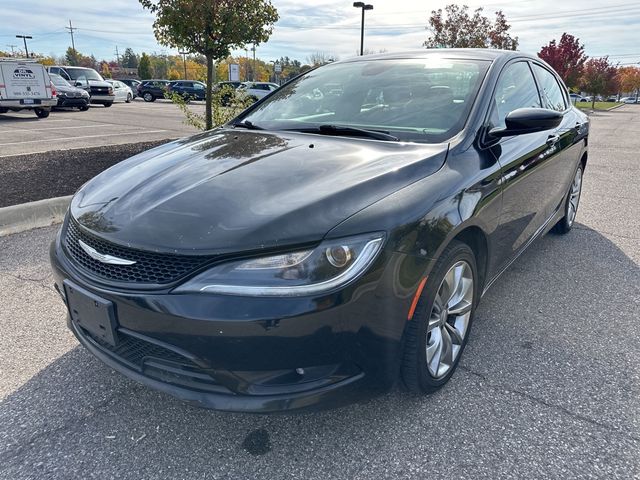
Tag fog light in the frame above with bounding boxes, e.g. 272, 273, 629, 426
325, 246, 352, 268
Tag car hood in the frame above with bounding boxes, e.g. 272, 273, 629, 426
56, 84, 87, 95
70, 130, 448, 255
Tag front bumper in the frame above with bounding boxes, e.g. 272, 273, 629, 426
57, 97, 89, 108
50, 225, 420, 412
90, 95, 115, 104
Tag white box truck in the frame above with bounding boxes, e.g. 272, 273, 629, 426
0, 59, 57, 118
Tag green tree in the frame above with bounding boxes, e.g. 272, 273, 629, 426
139, 0, 279, 130
65, 47, 80, 66
138, 53, 152, 79
425, 4, 518, 50
121, 48, 139, 68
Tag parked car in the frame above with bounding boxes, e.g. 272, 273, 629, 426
106, 80, 133, 103
607, 95, 618, 102
582, 96, 593, 103
237, 81, 280, 101
137, 80, 171, 102
49, 73, 90, 111
568, 93, 585, 103
167, 80, 206, 101
116, 78, 141, 98
0, 59, 56, 118
50, 49, 589, 413
620, 96, 638, 104
46, 66, 115, 107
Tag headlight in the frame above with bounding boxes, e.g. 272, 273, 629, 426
173, 232, 385, 296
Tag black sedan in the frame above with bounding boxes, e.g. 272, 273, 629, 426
49, 73, 90, 111
50, 49, 588, 412
137, 79, 171, 102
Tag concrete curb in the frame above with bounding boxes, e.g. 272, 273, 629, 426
0, 195, 71, 237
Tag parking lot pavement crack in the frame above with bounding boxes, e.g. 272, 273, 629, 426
458, 365, 640, 443
0, 387, 128, 468
0, 271, 55, 293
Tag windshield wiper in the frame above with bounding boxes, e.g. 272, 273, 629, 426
233, 120, 264, 130
285, 124, 398, 141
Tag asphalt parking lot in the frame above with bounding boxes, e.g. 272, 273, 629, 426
0, 99, 200, 157
0, 106, 638, 479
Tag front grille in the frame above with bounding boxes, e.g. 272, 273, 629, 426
90, 86, 110, 95
64, 219, 213, 284
78, 325, 228, 393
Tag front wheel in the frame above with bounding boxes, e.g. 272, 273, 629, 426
79, 105, 89, 111
126, 93, 132, 103
34, 108, 50, 118
103, 102, 112, 108
143, 93, 154, 102
552, 164, 583, 234
401, 240, 477, 393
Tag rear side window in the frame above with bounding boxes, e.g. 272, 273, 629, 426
531, 64, 567, 111
491, 61, 541, 129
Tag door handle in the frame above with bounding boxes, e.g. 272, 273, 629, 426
546, 134, 560, 146
574, 122, 582, 133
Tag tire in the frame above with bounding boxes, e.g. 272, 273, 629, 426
551, 164, 584, 234
34, 108, 50, 118
0, 107, 8, 114
143, 92, 154, 102
103, 102, 113, 108
401, 240, 478, 393
79, 105, 89, 111
126, 93, 132, 103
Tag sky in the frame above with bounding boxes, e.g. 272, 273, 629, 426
1, 0, 639, 66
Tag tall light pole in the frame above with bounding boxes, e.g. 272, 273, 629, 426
353, 2, 373, 56
15, 35, 32, 58
179, 51, 188, 79
251, 45, 256, 81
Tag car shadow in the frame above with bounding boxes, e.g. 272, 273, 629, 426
1, 223, 638, 477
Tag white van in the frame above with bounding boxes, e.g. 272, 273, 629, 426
0, 59, 57, 118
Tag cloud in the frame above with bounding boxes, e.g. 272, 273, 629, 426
1, 0, 638, 65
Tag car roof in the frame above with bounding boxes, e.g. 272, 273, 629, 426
50, 65, 93, 70
337, 48, 531, 63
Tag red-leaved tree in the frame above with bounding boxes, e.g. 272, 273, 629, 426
538, 33, 587, 89
580, 57, 619, 109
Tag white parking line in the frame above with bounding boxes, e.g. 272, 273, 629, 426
0, 124, 114, 133
0, 130, 167, 147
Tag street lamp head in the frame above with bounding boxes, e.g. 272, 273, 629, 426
353, 2, 365, 7
364, 4, 373, 10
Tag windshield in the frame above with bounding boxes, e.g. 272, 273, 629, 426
50, 74, 71, 88
65, 67, 104, 82
241, 58, 489, 143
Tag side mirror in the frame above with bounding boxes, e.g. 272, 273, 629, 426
489, 108, 563, 138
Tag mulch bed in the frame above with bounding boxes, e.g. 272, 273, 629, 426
0, 140, 174, 208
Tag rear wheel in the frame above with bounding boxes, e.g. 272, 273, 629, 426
79, 105, 89, 111
401, 240, 477, 393
552, 164, 583, 234
34, 108, 50, 118
143, 92, 154, 102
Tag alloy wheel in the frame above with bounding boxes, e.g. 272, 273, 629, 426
426, 260, 474, 378
567, 167, 583, 226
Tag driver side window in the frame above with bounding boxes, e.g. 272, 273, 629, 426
491, 62, 541, 129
